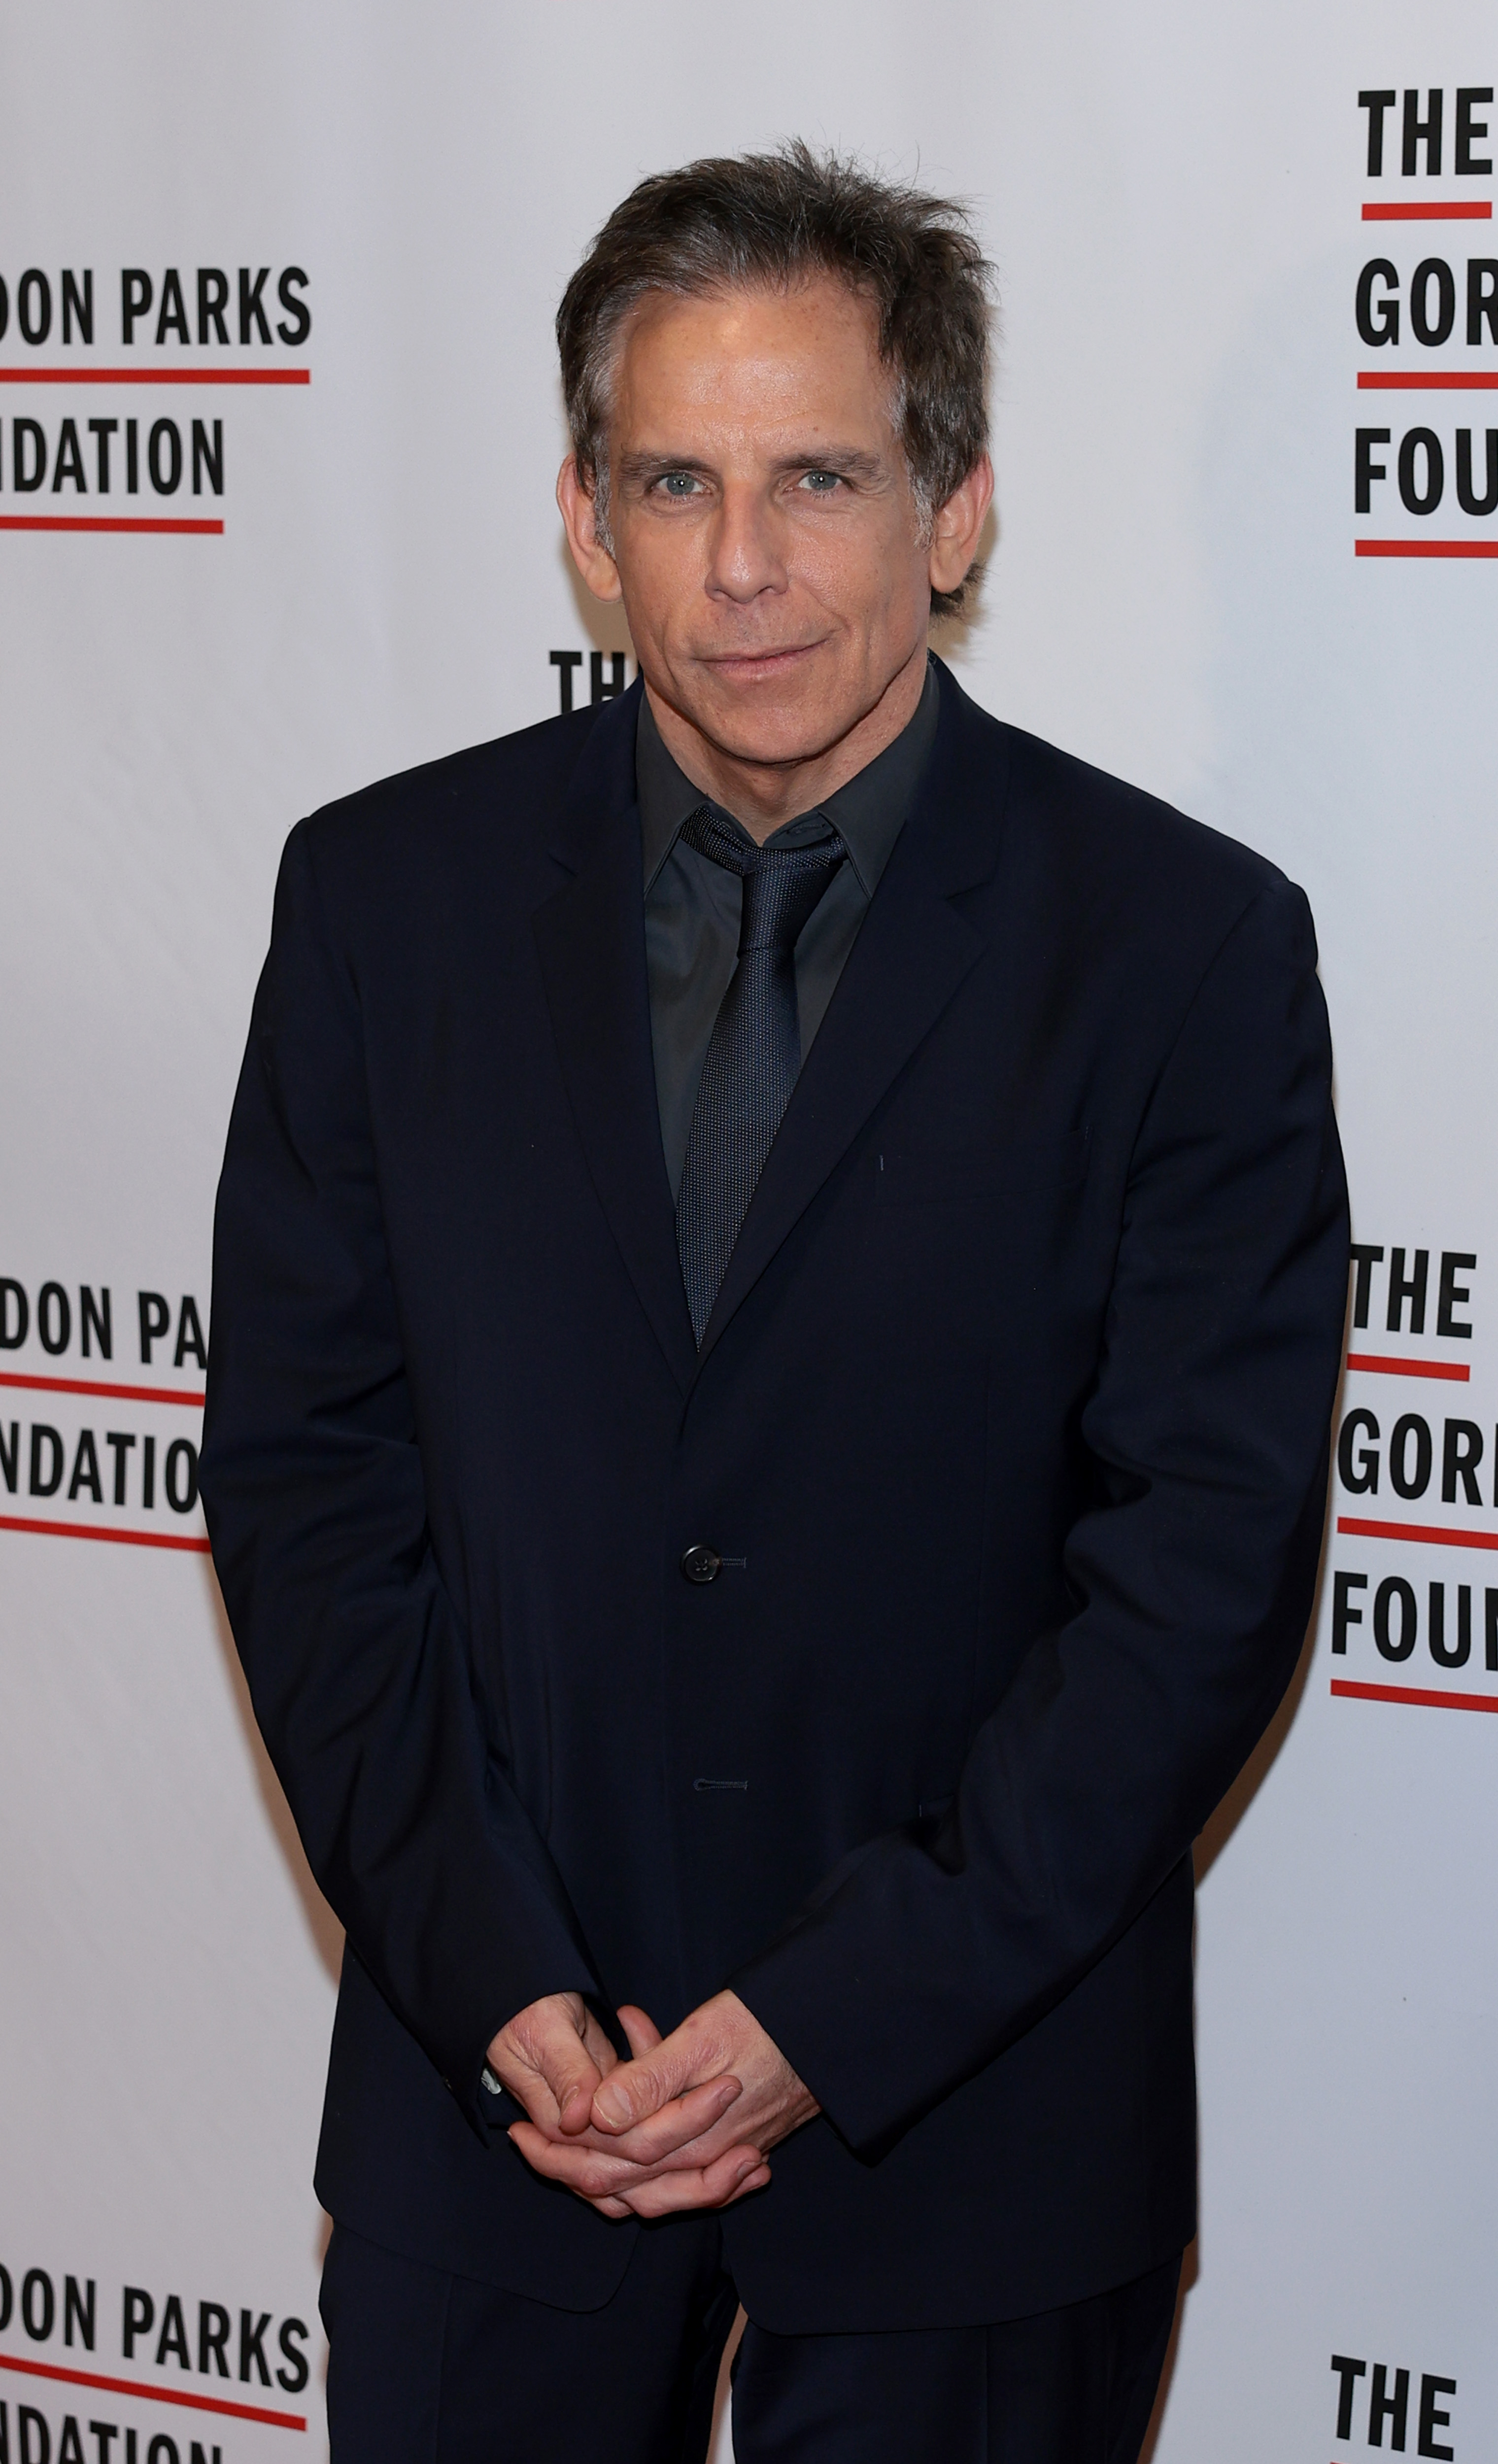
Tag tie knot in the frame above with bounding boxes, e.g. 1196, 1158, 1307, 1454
678, 802, 847, 958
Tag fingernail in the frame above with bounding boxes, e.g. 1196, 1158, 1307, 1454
594, 2086, 630, 2128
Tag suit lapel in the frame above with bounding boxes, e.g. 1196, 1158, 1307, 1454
695, 665, 1010, 1371
532, 685, 699, 1394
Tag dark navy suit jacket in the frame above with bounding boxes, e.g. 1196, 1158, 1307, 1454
200, 661, 1348, 2332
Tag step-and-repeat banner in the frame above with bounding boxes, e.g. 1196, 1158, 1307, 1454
2, 3, 1494, 2457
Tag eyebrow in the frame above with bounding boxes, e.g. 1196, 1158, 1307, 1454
616, 451, 714, 485
616, 445, 887, 487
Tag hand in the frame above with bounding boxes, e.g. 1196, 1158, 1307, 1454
486, 1991, 622, 2139
507, 1989, 817, 2219
593, 1990, 818, 2200
503, 1998, 761, 2218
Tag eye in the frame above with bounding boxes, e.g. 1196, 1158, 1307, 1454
798, 469, 844, 494
653, 471, 704, 499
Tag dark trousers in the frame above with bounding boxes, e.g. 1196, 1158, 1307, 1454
321, 2222, 1181, 2463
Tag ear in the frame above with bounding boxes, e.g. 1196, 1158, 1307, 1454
927, 452, 994, 599
557, 456, 624, 604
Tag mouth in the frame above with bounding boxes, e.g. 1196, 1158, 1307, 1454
698, 640, 825, 681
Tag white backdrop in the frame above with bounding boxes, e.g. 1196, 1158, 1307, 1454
2, 4, 1495, 2459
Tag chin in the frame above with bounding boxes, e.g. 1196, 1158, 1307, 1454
702, 705, 845, 770
692, 672, 857, 769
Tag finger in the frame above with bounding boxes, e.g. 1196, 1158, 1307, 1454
510, 2119, 763, 2206
511, 2122, 751, 2206
617, 2004, 664, 2058
507, 2092, 739, 2165
591, 2036, 708, 2134
540, 2022, 605, 2138
509, 2121, 650, 2202
724, 2164, 772, 2204
581, 2006, 621, 2080
595, 2075, 743, 2166
500, 2050, 594, 2149
617, 2147, 766, 2219
492, 2061, 565, 2135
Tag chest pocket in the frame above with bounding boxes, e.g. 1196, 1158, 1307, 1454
874, 1128, 1089, 1206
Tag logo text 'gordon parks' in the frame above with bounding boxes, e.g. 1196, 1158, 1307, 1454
0, 2263, 308, 2393
0, 268, 309, 352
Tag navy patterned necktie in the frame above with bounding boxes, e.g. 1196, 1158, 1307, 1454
675, 802, 848, 1346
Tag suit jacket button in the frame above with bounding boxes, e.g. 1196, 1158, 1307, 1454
680, 1544, 722, 1585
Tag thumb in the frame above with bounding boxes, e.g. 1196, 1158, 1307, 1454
617, 2004, 664, 2058
591, 2038, 689, 2133
537, 2021, 604, 2136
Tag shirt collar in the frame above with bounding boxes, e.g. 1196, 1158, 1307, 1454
637, 656, 938, 900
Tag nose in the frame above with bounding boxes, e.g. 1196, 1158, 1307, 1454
704, 480, 788, 605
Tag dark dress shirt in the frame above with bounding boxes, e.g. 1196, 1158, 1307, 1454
637, 659, 939, 1197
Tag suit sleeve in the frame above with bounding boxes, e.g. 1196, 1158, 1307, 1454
731, 873, 1348, 2153
200, 821, 600, 2131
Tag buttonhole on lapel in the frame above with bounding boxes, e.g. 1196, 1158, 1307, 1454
694, 1778, 749, 1792
720, 1556, 748, 1570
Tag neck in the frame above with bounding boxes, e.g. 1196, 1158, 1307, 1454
644, 641, 929, 845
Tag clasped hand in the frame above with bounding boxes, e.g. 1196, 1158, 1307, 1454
487, 1989, 817, 2218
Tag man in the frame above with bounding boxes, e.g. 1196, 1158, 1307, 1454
201, 144, 1348, 2462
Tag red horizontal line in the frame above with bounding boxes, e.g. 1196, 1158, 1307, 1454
0, 1369, 204, 1405
0, 515, 222, 535
1338, 1514, 1498, 1550
1332, 1677, 1498, 1713
0, 366, 308, 385
0, 1513, 210, 1553
1345, 1352, 1470, 1380
1358, 370, 1498, 387
1356, 538, 1498, 556
0, 2348, 304, 2429
1362, 201, 1493, 220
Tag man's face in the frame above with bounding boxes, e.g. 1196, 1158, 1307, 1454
579, 278, 939, 773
